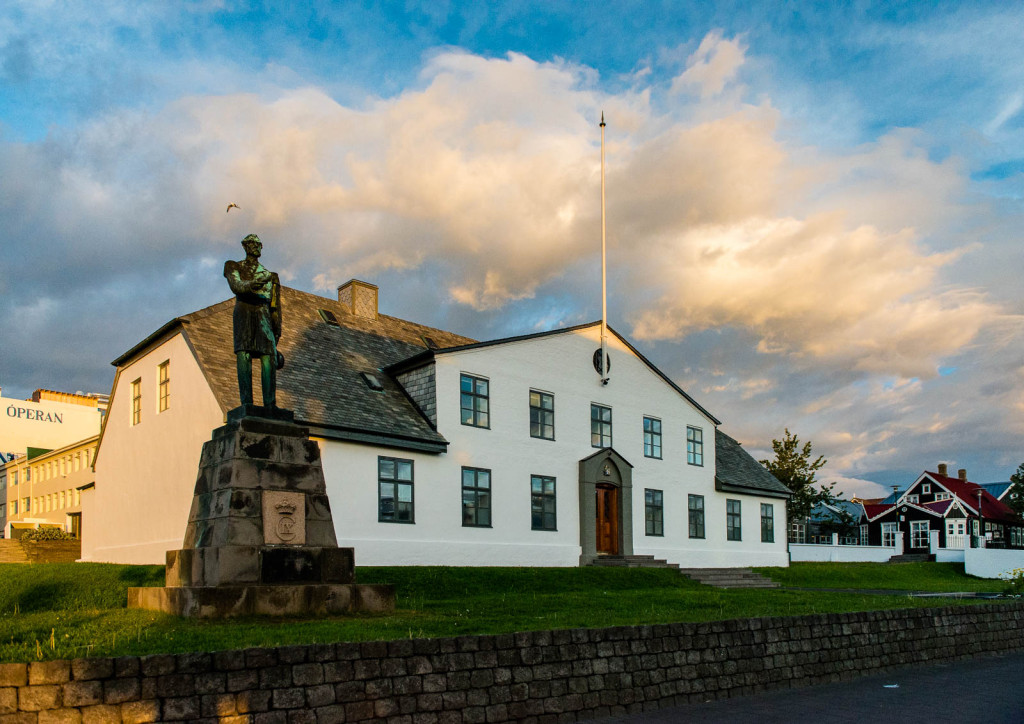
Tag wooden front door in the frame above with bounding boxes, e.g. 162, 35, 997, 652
596, 484, 619, 555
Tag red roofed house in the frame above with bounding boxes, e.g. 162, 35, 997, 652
860, 464, 1024, 556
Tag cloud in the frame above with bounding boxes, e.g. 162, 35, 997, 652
669, 31, 747, 98
0, 46, 1003, 382
3, 36, 1020, 496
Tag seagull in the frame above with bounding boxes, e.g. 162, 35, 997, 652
226, 203, 240, 213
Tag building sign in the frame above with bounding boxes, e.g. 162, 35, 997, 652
6, 406, 63, 423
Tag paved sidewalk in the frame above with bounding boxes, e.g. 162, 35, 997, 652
595, 650, 1024, 723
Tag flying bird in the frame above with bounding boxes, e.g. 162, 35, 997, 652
226, 203, 240, 213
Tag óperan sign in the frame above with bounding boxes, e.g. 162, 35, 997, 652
6, 406, 63, 424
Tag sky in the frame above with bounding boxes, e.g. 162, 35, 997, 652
2, 1, 1023, 498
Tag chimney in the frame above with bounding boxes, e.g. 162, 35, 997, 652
937, 463, 947, 476
958, 468, 967, 481
337, 279, 379, 320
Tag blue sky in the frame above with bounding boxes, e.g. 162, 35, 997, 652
2, 1, 1023, 497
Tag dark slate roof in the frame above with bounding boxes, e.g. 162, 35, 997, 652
810, 500, 861, 522
714, 430, 792, 499
115, 286, 476, 452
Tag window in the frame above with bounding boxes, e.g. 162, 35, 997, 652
529, 390, 554, 440
23, 498, 29, 512
643, 417, 662, 459
131, 378, 142, 425
688, 494, 705, 539
882, 522, 898, 547
760, 503, 774, 543
911, 521, 930, 549
460, 374, 490, 428
789, 521, 806, 544
11, 471, 16, 485
645, 489, 664, 536
10, 500, 16, 515
591, 404, 612, 448
378, 457, 414, 523
360, 372, 384, 392
906, 494, 919, 503
461, 467, 491, 527
859, 524, 869, 546
726, 499, 742, 541
686, 426, 703, 466
318, 308, 340, 326
158, 361, 170, 412
922, 483, 931, 493
531, 475, 557, 531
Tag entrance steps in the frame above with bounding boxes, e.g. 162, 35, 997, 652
888, 553, 936, 563
590, 555, 678, 569
676, 568, 780, 589
588, 557, 780, 589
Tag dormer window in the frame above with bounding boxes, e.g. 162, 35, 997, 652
318, 309, 340, 326
361, 372, 384, 392
906, 494, 919, 503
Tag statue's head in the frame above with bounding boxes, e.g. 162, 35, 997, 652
241, 234, 262, 256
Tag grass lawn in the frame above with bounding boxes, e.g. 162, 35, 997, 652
0, 562, 1008, 663
756, 561, 1007, 592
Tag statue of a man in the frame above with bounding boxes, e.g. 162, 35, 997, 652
224, 234, 282, 408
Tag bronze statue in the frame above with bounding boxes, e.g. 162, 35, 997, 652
224, 234, 282, 408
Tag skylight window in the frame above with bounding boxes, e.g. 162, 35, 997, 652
319, 309, 340, 326
361, 372, 384, 392
422, 335, 439, 349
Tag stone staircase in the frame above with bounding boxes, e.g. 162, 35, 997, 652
888, 553, 936, 563
588, 556, 780, 589
676, 567, 780, 589
590, 554, 677, 568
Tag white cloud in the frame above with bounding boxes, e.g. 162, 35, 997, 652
669, 31, 747, 98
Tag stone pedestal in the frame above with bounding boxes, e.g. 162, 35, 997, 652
128, 405, 394, 618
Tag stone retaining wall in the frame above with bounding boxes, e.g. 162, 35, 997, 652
1, 603, 1022, 723
0, 540, 81, 564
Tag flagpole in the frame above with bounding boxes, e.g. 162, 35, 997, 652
600, 112, 608, 382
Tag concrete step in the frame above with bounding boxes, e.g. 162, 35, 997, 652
677, 567, 780, 589
590, 555, 680, 569
888, 554, 936, 563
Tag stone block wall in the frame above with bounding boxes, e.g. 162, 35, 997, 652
1, 603, 1022, 723
0, 540, 81, 564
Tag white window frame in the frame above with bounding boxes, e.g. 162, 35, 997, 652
881, 522, 898, 548
911, 521, 930, 549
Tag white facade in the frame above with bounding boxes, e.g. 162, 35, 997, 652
86, 316, 789, 569
0, 392, 102, 459
83, 333, 223, 563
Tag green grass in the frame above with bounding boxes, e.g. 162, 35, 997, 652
755, 562, 1005, 592
0, 562, 1007, 663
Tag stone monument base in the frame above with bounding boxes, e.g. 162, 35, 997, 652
127, 405, 395, 618
128, 583, 395, 618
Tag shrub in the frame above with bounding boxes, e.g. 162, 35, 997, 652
21, 527, 74, 541
1001, 567, 1024, 596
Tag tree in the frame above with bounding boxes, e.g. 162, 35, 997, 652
1006, 463, 1024, 517
760, 429, 842, 524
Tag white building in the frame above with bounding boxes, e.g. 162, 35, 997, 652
0, 389, 104, 460
84, 281, 790, 567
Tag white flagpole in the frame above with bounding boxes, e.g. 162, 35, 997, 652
600, 112, 608, 382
